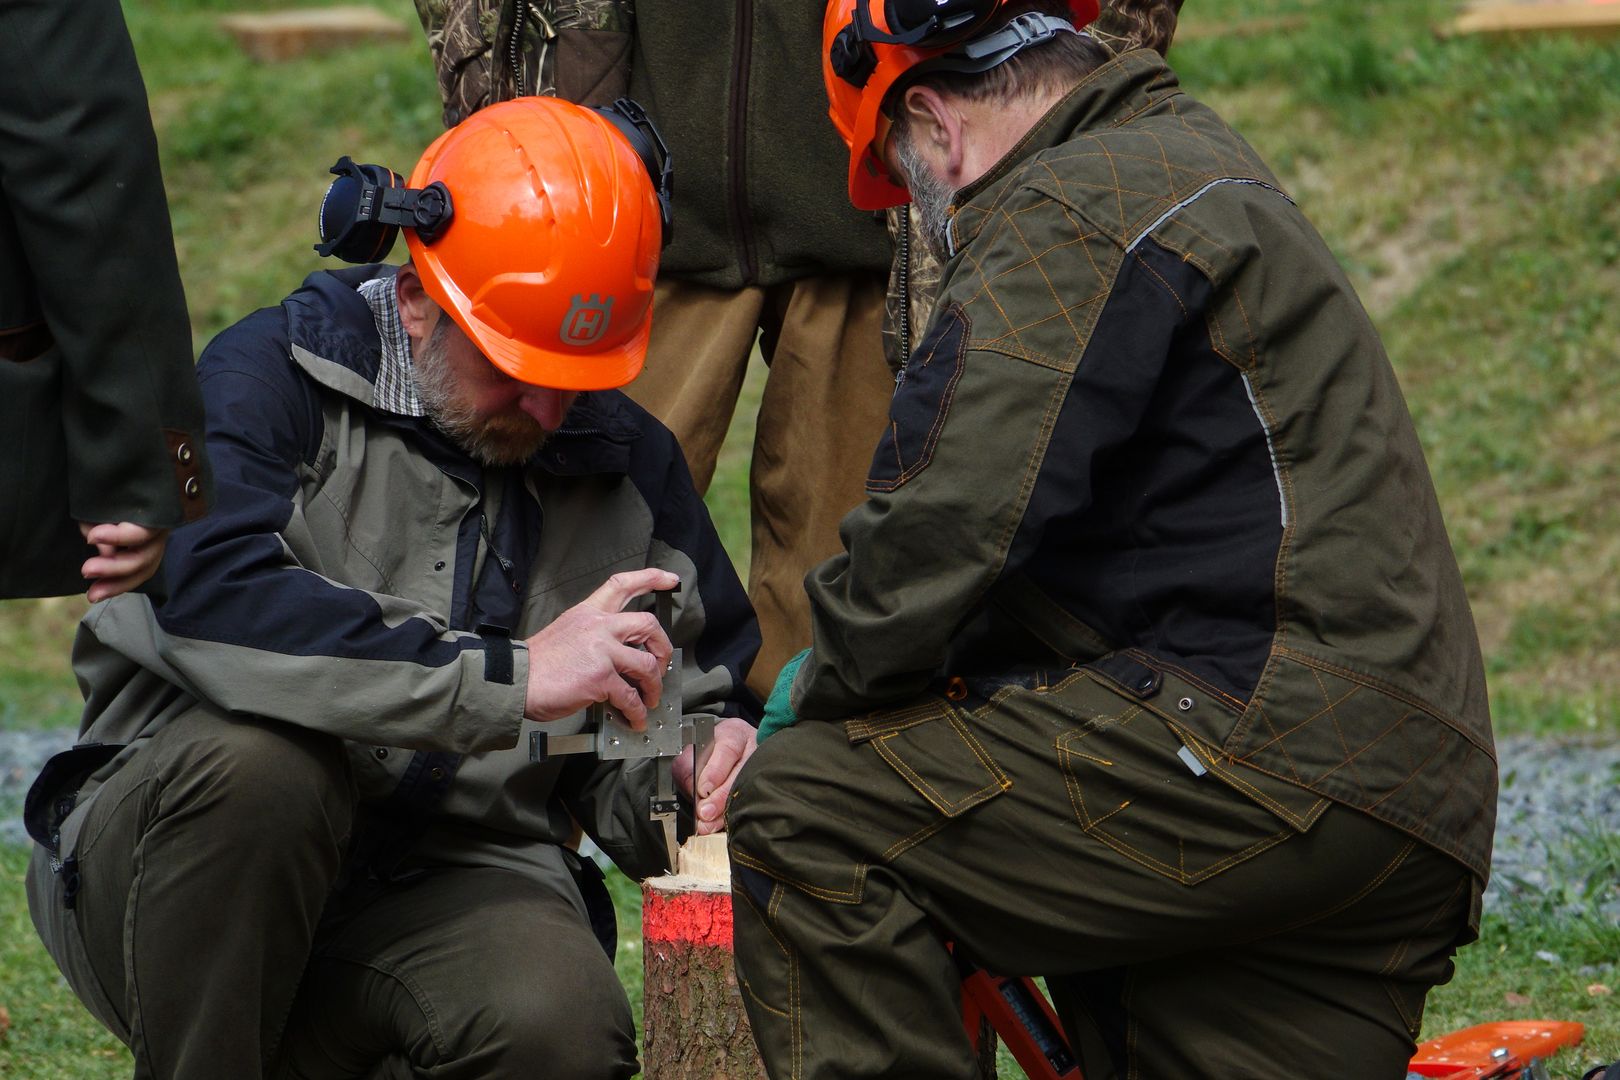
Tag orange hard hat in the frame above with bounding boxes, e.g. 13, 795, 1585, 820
403, 97, 664, 391
823, 0, 1100, 210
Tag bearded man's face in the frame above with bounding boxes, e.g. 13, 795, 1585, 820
412, 318, 577, 466
890, 120, 958, 265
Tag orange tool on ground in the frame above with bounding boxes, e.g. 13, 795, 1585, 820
958, 963, 1588, 1080
1407, 1020, 1586, 1079
958, 963, 1081, 1080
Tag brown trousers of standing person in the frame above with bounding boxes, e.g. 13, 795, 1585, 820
627, 273, 894, 699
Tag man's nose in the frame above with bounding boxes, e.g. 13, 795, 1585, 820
517, 388, 571, 431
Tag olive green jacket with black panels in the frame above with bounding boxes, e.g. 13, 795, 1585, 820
48, 267, 760, 896
794, 51, 1497, 901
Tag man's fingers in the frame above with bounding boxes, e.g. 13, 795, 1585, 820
698, 733, 745, 800
608, 610, 674, 679
694, 719, 757, 833
80, 521, 165, 548
612, 642, 665, 711
83, 548, 157, 581
607, 610, 665, 648
602, 675, 648, 729
582, 568, 680, 614
85, 571, 148, 603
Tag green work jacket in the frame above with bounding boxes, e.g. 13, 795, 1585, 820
794, 51, 1497, 910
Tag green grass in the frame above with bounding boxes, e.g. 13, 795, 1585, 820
3, 0, 1620, 1075
0, 846, 128, 1078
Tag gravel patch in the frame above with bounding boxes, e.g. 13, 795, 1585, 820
1487, 733, 1620, 924
0, 727, 77, 848
4, 727, 1618, 922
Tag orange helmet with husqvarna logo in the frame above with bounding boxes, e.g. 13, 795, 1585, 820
822, 0, 1100, 210
403, 98, 665, 390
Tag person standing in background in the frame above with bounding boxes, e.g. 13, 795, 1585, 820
411, 1, 1187, 697
414, 0, 897, 698
0, 0, 212, 602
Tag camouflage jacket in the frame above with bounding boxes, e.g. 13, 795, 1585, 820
795, 52, 1497, 909
414, 0, 634, 123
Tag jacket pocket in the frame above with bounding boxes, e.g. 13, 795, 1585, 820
866, 303, 970, 494
847, 695, 1011, 827
1053, 672, 1311, 886
553, 27, 631, 105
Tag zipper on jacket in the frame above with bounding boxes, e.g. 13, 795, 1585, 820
896, 213, 912, 382
508, 0, 542, 97
726, 0, 759, 284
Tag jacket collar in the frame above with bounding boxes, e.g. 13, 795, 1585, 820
281, 267, 642, 478
946, 49, 1183, 256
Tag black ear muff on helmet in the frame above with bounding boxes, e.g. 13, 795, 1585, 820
592, 97, 675, 248
316, 97, 674, 263
830, 0, 1000, 87
314, 156, 454, 263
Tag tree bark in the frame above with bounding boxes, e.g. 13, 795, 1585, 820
641, 834, 767, 1080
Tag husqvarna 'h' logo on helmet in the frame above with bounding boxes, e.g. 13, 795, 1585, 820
561, 294, 614, 346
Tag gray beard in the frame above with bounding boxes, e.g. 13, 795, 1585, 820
412, 320, 551, 466
892, 124, 958, 264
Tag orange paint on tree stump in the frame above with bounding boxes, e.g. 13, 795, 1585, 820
643, 887, 734, 950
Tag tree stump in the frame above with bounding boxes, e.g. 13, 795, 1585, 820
641, 834, 767, 1080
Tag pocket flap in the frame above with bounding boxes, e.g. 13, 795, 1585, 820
850, 699, 1010, 818
23, 743, 125, 849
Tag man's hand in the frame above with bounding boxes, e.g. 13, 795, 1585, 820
673, 717, 756, 835
79, 522, 168, 602
523, 568, 678, 728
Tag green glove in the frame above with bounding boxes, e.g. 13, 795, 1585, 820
757, 648, 810, 743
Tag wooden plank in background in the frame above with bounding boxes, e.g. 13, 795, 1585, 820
1443, 1, 1620, 39
218, 7, 409, 63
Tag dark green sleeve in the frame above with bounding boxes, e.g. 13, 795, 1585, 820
791, 311, 1080, 718
792, 196, 1132, 721
0, 0, 211, 529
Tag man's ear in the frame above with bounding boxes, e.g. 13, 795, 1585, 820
394, 263, 441, 342
897, 85, 966, 181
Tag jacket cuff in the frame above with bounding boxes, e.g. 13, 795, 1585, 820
449, 638, 527, 751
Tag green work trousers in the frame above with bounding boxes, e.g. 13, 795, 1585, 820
624, 274, 894, 700
27, 709, 637, 1079
726, 661, 1476, 1080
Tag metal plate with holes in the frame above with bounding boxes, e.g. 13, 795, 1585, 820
594, 647, 683, 760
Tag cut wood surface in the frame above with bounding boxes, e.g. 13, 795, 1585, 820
642, 834, 767, 1080
1443, 0, 1620, 38
218, 7, 410, 63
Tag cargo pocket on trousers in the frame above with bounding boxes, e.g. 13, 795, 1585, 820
847, 696, 1012, 861
1056, 690, 1304, 885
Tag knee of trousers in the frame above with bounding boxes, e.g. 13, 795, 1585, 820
153, 712, 355, 853
488, 969, 637, 1079
726, 722, 851, 879
357, 948, 637, 1080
